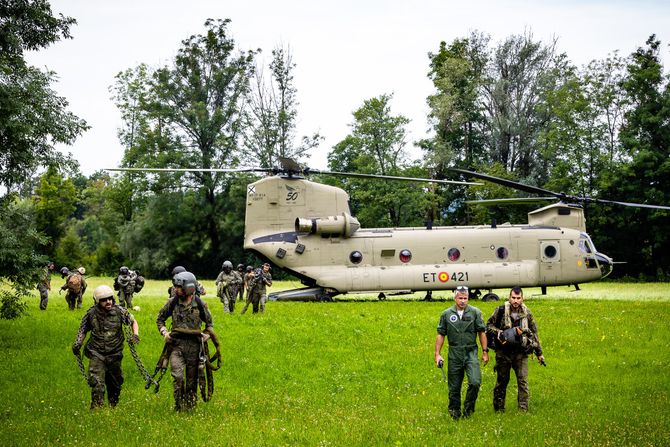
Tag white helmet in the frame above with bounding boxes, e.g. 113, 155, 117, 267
93, 285, 114, 304
77, 267, 86, 275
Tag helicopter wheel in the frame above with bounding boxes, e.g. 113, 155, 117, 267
318, 291, 333, 302
470, 289, 482, 300
481, 293, 500, 302
378, 292, 386, 301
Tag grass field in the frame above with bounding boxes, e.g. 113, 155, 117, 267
1, 279, 669, 446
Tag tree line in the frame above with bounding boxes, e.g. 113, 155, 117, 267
2, 2, 669, 305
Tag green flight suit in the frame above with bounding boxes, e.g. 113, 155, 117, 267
437, 304, 486, 418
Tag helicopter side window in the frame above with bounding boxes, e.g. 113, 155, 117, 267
496, 247, 509, 260
448, 248, 461, 262
579, 233, 594, 254
350, 251, 363, 264
399, 249, 412, 263
544, 245, 557, 258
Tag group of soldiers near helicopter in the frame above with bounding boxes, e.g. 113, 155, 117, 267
39, 259, 272, 315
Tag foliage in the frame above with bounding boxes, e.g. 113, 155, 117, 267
33, 165, 77, 255
0, 0, 87, 194
0, 290, 28, 319
0, 197, 48, 292
328, 94, 432, 227
1, 279, 669, 445
243, 45, 322, 167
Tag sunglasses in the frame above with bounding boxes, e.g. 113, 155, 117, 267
455, 286, 469, 293
99, 297, 113, 303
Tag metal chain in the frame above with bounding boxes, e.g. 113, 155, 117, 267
123, 323, 159, 389
75, 353, 88, 381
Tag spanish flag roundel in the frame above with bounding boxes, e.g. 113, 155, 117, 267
438, 272, 449, 282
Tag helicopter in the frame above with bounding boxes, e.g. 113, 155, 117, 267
108, 158, 670, 302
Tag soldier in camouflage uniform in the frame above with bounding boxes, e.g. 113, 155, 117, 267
236, 264, 246, 303
434, 286, 489, 419
114, 266, 136, 308
216, 260, 243, 313
167, 266, 206, 301
37, 261, 54, 310
247, 263, 272, 314
157, 271, 214, 411
486, 287, 545, 412
60, 267, 87, 310
72, 285, 140, 409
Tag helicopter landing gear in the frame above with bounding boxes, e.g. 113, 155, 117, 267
318, 291, 334, 302
481, 292, 499, 302
470, 289, 482, 300
378, 292, 386, 301
423, 291, 433, 301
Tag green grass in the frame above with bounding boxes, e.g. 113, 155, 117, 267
1, 279, 669, 446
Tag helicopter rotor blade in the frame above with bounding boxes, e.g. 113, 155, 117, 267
451, 168, 670, 210
104, 167, 275, 174
465, 197, 557, 206
308, 169, 482, 186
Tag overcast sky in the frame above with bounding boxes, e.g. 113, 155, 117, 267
26, 0, 670, 175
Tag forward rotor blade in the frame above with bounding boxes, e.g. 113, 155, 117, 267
308, 169, 482, 186
105, 167, 273, 174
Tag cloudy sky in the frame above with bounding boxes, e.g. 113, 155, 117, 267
26, 0, 670, 175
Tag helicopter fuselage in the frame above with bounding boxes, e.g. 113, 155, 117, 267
243, 175, 613, 297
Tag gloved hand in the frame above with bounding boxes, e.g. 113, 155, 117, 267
129, 334, 140, 345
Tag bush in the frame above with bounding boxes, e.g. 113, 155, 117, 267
0, 290, 28, 319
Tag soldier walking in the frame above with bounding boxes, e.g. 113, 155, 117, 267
434, 286, 489, 419
37, 261, 54, 310
215, 260, 243, 313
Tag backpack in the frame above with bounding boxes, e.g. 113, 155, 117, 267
134, 275, 145, 293
486, 305, 505, 350
67, 273, 82, 294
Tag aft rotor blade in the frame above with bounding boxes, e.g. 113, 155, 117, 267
465, 197, 557, 206
449, 168, 559, 196
308, 169, 481, 186
589, 198, 670, 210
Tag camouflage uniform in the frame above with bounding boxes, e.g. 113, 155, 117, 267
437, 304, 486, 419
487, 302, 543, 411
156, 296, 213, 411
73, 305, 135, 408
215, 269, 243, 313
61, 272, 87, 310
236, 266, 245, 303
248, 268, 272, 313
114, 272, 136, 308
37, 265, 52, 310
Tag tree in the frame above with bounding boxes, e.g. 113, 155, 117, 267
328, 94, 431, 227
243, 45, 322, 168
0, 0, 87, 194
0, 0, 86, 294
33, 165, 76, 256
112, 18, 257, 265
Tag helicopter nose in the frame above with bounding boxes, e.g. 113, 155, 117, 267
596, 253, 613, 278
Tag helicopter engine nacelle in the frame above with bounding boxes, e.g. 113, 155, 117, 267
295, 213, 360, 238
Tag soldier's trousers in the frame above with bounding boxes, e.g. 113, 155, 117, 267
170, 339, 201, 411
88, 355, 124, 409
38, 285, 48, 310
493, 350, 529, 411
118, 291, 133, 308
220, 289, 237, 313
65, 292, 78, 310
249, 291, 266, 313
447, 346, 481, 418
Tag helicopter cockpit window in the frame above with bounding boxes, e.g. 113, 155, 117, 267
496, 247, 509, 260
399, 249, 412, 263
579, 233, 594, 254
448, 248, 461, 262
350, 251, 363, 264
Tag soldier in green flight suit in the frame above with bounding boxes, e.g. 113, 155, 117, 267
434, 285, 489, 419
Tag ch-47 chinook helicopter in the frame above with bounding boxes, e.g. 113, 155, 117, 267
109, 158, 670, 302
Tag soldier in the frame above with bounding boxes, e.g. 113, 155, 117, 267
167, 265, 206, 300
61, 267, 87, 310
215, 260, 243, 313
434, 286, 489, 419
236, 263, 246, 303
113, 266, 137, 308
37, 261, 54, 310
157, 271, 214, 411
247, 263, 272, 314
72, 285, 140, 409
487, 287, 545, 412
239, 266, 255, 314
